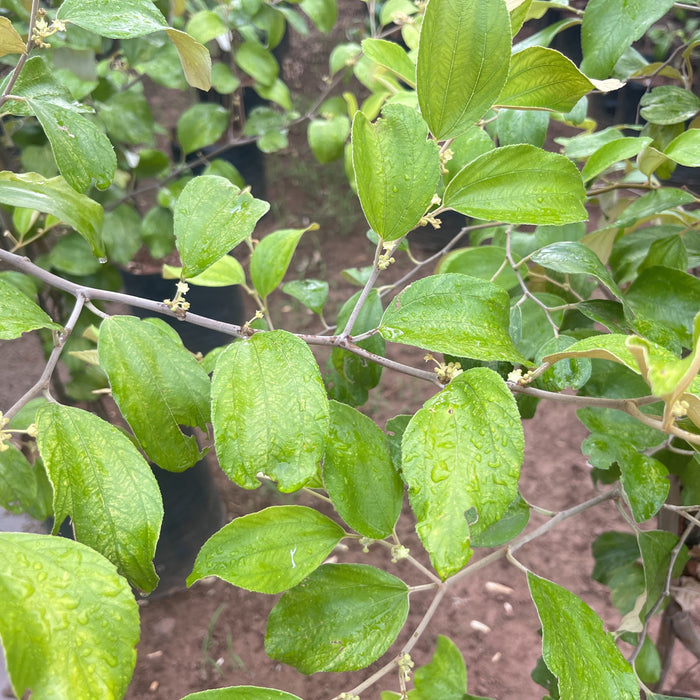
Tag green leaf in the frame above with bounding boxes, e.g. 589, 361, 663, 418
182, 689, 302, 700
187, 506, 345, 593
103, 204, 143, 266
323, 401, 403, 539
664, 128, 700, 166
57, 0, 168, 38
352, 104, 441, 241
626, 267, 700, 347
402, 369, 523, 579
470, 493, 530, 548
497, 47, 594, 112
580, 137, 653, 182
640, 86, 700, 126
620, 450, 669, 522
530, 241, 623, 301
177, 103, 228, 154
265, 563, 409, 672
98, 87, 155, 146
185, 10, 228, 43
444, 145, 587, 225
528, 572, 640, 699
164, 255, 245, 288
535, 335, 592, 392
212, 330, 329, 492
308, 115, 350, 164
210, 63, 241, 95
0, 17, 26, 57
142, 206, 175, 258
380, 274, 526, 364
436, 246, 519, 290
0, 171, 104, 258
36, 404, 162, 592
250, 225, 315, 299
235, 41, 279, 87
98, 316, 211, 472
165, 28, 212, 91
300, 0, 337, 33
614, 188, 695, 229
0, 533, 139, 699
174, 175, 269, 277
416, 0, 511, 140
542, 334, 642, 374
411, 635, 467, 700
592, 531, 640, 585
638, 530, 689, 616
580, 0, 675, 79
0, 276, 61, 339
0, 445, 52, 520
362, 38, 416, 86
281, 279, 329, 315
497, 108, 549, 148
26, 99, 115, 193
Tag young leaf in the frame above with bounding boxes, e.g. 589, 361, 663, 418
664, 128, 700, 166
56, 0, 168, 38
580, 0, 675, 79
250, 225, 316, 299
307, 115, 350, 164
436, 246, 520, 291
409, 635, 469, 699
98, 316, 211, 472
416, 0, 511, 140
352, 104, 441, 242
163, 255, 245, 287
581, 137, 653, 183
265, 563, 409, 672
323, 401, 403, 539
528, 572, 640, 699
470, 494, 530, 548
443, 145, 587, 225
281, 279, 329, 315
402, 369, 523, 579
362, 38, 416, 87
235, 41, 279, 86
174, 175, 269, 278
0, 533, 139, 700
26, 99, 116, 192
36, 404, 162, 592
380, 274, 526, 364
182, 689, 302, 700
187, 506, 345, 593
165, 28, 211, 91
0, 172, 104, 258
0, 277, 61, 339
497, 47, 594, 112
212, 330, 329, 492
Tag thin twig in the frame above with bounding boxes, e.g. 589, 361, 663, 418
339, 240, 384, 340
0, 0, 39, 111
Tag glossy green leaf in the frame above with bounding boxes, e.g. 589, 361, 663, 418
250, 225, 315, 299
543, 334, 641, 374
177, 103, 228, 155
619, 449, 669, 522
528, 572, 640, 699
352, 104, 440, 241
411, 635, 467, 699
174, 175, 269, 277
0, 171, 104, 257
187, 506, 345, 593
165, 28, 212, 91
581, 137, 653, 182
592, 531, 640, 585
444, 145, 587, 225
164, 255, 245, 288
416, 0, 511, 140
530, 241, 623, 300
26, 99, 116, 193
664, 128, 700, 166
497, 108, 549, 148
0, 445, 51, 520
98, 316, 211, 472
235, 41, 279, 86
308, 115, 350, 164
323, 401, 403, 539
265, 563, 409, 672
639, 235, 688, 274
535, 335, 592, 392
380, 274, 526, 364
443, 127, 495, 182
614, 188, 695, 229
182, 689, 302, 700
0, 533, 139, 699
36, 404, 162, 592
638, 530, 689, 616
580, 0, 675, 79
625, 267, 700, 347
57, 0, 168, 38
402, 368, 523, 579
579, 408, 665, 451
436, 246, 519, 290
281, 279, 329, 314
470, 493, 530, 548
559, 127, 626, 160
640, 86, 700, 125
212, 330, 329, 492
300, 0, 337, 33
0, 277, 61, 339
99, 87, 155, 146
497, 47, 594, 111
362, 38, 415, 86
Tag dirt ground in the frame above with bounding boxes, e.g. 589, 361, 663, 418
2, 2, 700, 698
